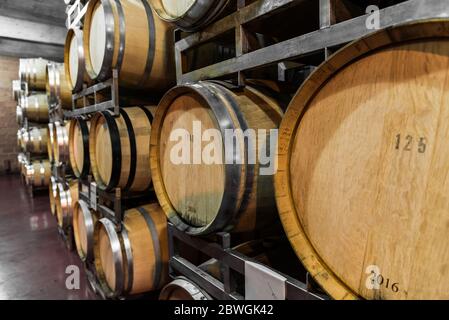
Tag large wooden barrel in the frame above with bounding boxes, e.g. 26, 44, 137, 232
159, 277, 211, 300
25, 127, 48, 155
69, 118, 90, 178
89, 106, 155, 192
93, 203, 169, 297
56, 180, 79, 229
150, 81, 283, 236
64, 28, 89, 93
73, 199, 98, 261
274, 20, 449, 300
53, 121, 71, 165
19, 58, 49, 91
23, 94, 50, 123
25, 160, 51, 187
83, 0, 175, 92
46, 62, 72, 109
148, 0, 229, 32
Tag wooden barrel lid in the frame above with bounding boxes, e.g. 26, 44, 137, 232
159, 93, 225, 228
88, 1, 106, 77
160, 0, 196, 18
93, 115, 113, 185
275, 19, 449, 300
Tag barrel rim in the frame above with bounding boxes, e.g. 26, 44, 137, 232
274, 18, 449, 300
150, 82, 247, 236
159, 276, 211, 300
73, 199, 94, 262
56, 182, 73, 229
69, 118, 90, 178
148, 0, 230, 32
64, 28, 86, 93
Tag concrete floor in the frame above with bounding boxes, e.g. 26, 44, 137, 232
0, 175, 95, 300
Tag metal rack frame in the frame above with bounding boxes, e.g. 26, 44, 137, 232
174, 0, 449, 84
168, 223, 326, 300
66, 0, 88, 29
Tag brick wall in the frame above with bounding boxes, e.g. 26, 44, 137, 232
0, 56, 20, 174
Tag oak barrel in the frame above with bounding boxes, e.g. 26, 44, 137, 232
148, 0, 229, 32
55, 181, 79, 229
73, 200, 98, 261
159, 277, 211, 300
24, 127, 48, 155
22, 94, 50, 123
19, 58, 49, 91
275, 20, 449, 300
46, 62, 72, 109
25, 160, 51, 187
53, 121, 71, 165
69, 118, 90, 178
64, 28, 89, 93
83, 0, 175, 92
94, 203, 169, 297
150, 81, 283, 235
89, 106, 155, 192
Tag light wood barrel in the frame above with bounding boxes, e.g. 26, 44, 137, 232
56, 180, 79, 229
49, 176, 58, 216
73, 200, 98, 262
69, 118, 90, 178
25, 127, 48, 155
16, 105, 24, 126
46, 62, 72, 109
159, 277, 211, 300
275, 20, 449, 300
25, 160, 51, 187
94, 203, 169, 297
19, 58, 49, 91
148, 0, 229, 32
53, 121, 71, 165
83, 0, 175, 92
150, 81, 283, 236
64, 28, 89, 93
89, 106, 155, 192
23, 94, 50, 123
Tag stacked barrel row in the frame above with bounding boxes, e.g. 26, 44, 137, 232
59, 0, 449, 300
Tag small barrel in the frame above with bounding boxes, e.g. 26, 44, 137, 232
25, 160, 51, 188
53, 121, 71, 165
150, 81, 283, 236
94, 203, 169, 297
148, 0, 229, 32
69, 118, 90, 178
55, 180, 79, 229
25, 127, 48, 155
64, 28, 89, 93
23, 94, 50, 123
19, 58, 49, 91
159, 277, 211, 300
83, 0, 175, 92
46, 62, 72, 109
49, 176, 58, 216
73, 199, 98, 262
89, 106, 154, 192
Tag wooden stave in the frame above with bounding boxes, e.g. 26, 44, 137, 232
73, 199, 97, 261
89, 106, 154, 192
23, 94, 50, 123
159, 276, 212, 300
150, 81, 283, 236
25, 160, 51, 187
64, 28, 90, 93
82, 0, 175, 92
69, 118, 91, 178
93, 203, 169, 297
274, 19, 449, 300
148, 0, 230, 32
46, 62, 73, 109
